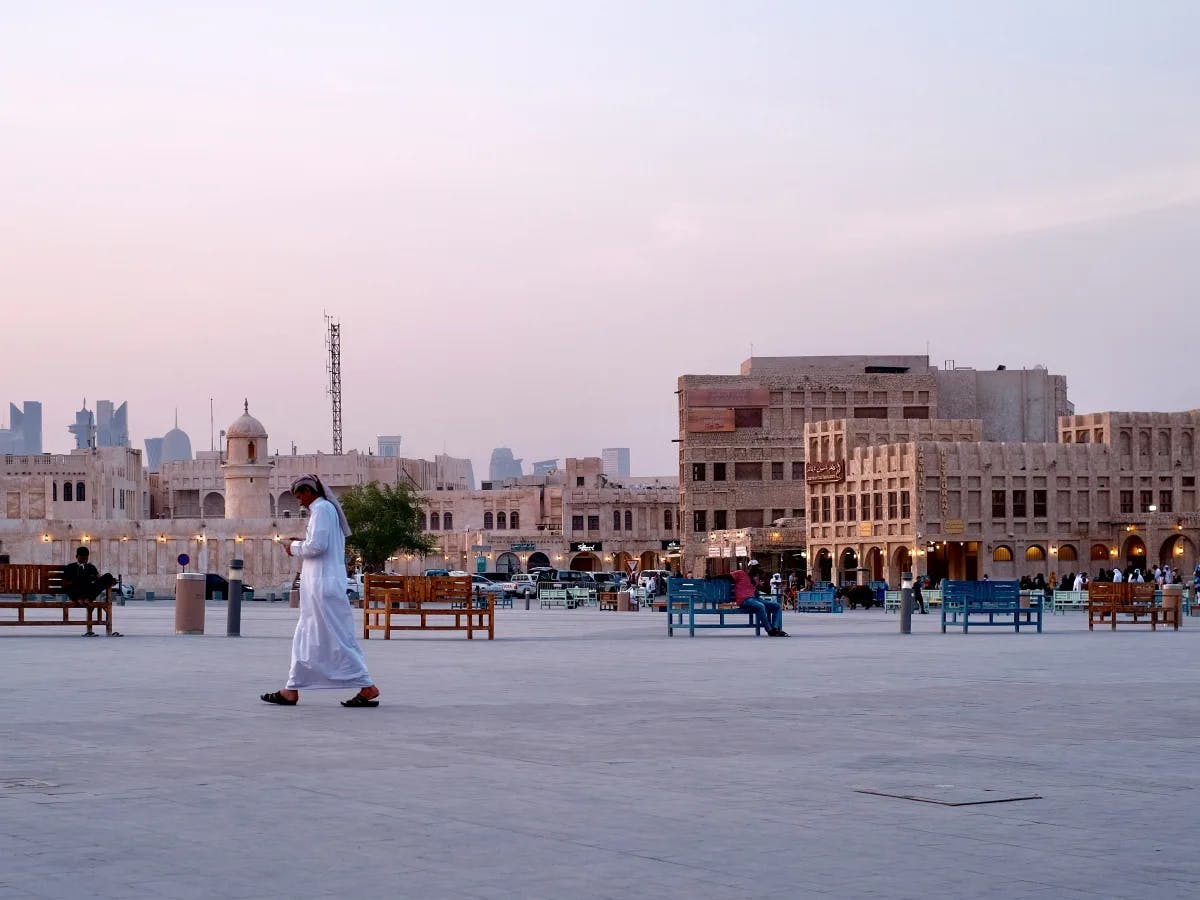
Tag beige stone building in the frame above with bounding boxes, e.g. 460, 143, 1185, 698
678, 355, 1199, 585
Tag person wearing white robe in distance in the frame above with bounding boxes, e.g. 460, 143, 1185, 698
261, 476, 379, 708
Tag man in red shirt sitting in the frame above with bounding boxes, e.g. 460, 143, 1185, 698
730, 560, 788, 636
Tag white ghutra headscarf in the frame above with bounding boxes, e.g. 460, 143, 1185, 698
290, 475, 352, 537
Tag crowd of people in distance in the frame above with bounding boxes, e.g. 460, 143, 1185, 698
1018, 563, 1199, 593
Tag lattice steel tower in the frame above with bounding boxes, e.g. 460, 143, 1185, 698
325, 314, 343, 454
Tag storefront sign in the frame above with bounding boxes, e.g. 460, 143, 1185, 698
569, 542, 602, 552
689, 385, 769, 408
661, 541, 680, 552
511, 542, 537, 552
470, 545, 492, 552
707, 546, 721, 557
858, 522, 873, 537
945, 520, 965, 535
734, 545, 748, 557
686, 408, 736, 433
805, 460, 845, 484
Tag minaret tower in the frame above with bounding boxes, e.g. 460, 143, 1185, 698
222, 400, 271, 519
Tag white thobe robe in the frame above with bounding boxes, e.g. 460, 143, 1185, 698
286, 497, 373, 691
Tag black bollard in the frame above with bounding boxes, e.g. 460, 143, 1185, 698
227, 559, 243, 637
900, 574, 913, 634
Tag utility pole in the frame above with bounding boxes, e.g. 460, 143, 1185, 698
325, 314, 343, 455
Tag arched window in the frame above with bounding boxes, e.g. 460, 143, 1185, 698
52, 482, 58, 501
1057, 544, 1078, 562
443, 512, 453, 530
1139, 431, 1151, 457
664, 509, 673, 531
613, 510, 621, 530
247, 440, 257, 463
1158, 430, 1171, 457
430, 512, 440, 531
496, 511, 506, 529
417, 511, 427, 531
484, 511, 494, 530
510, 511, 519, 529
624, 510, 633, 531
1025, 545, 1045, 562
992, 545, 1013, 562
1119, 432, 1132, 456
1183, 431, 1195, 462
76, 482, 86, 502
1090, 543, 1110, 561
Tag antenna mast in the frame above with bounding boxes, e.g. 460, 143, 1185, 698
325, 314, 343, 454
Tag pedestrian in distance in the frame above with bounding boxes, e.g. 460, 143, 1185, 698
912, 574, 927, 614
261, 475, 380, 709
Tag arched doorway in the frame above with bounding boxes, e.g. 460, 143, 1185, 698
1056, 544, 1078, 564
639, 550, 658, 572
613, 551, 634, 576
814, 549, 832, 584
1122, 535, 1147, 571
1160, 534, 1196, 572
864, 547, 883, 583
570, 552, 599, 572
528, 551, 551, 570
202, 492, 225, 518
839, 548, 858, 585
1090, 543, 1111, 564
496, 552, 520, 574
891, 547, 912, 585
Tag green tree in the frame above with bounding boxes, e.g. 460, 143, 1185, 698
339, 481, 434, 572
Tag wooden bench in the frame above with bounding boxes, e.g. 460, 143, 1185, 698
362, 575, 493, 640
666, 578, 769, 637
1087, 582, 1174, 631
0, 564, 118, 636
941, 580, 1041, 633
795, 589, 841, 613
538, 588, 576, 609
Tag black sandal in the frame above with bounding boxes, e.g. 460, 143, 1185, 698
341, 692, 379, 708
261, 691, 297, 706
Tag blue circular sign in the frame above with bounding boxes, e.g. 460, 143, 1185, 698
177, 553, 190, 567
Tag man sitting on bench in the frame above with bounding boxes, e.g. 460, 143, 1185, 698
62, 546, 116, 605
730, 560, 788, 637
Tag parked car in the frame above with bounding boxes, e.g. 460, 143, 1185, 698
552, 570, 597, 588
112, 582, 135, 601
530, 567, 557, 583
592, 572, 626, 591
505, 573, 539, 599
470, 574, 507, 598
423, 568, 450, 577
204, 573, 255, 600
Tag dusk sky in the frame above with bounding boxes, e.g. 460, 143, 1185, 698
3, 2, 1198, 477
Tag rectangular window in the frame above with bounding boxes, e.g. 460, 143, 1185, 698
1140, 490, 1153, 513
900, 491, 911, 519
810, 499, 820, 522
771, 461, 784, 481
691, 463, 706, 482
772, 508, 786, 523
821, 496, 831, 522
613, 510, 621, 531
692, 510, 707, 532
861, 494, 870, 521
792, 462, 804, 480
587, 515, 600, 531
834, 496, 844, 521
576, 477, 585, 487
1159, 490, 1174, 513
571, 515, 584, 532
734, 408, 763, 428
902, 406, 930, 419
1184, 477, 1196, 487
713, 510, 727, 530
887, 491, 898, 519
1120, 490, 1133, 514
734, 462, 762, 481
712, 463, 726, 481
735, 509, 764, 528
1033, 490, 1047, 518
873, 492, 883, 520
854, 406, 888, 419
847, 494, 856, 520
1012, 490, 1027, 518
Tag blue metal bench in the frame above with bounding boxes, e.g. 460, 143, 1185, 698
794, 589, 841, 613
666, 578, 767, 637
941, 580, 1042, 633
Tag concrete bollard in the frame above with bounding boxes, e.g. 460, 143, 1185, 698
289, 589, 300, 609
227, 559, 243, 637
900, 573, 913, 635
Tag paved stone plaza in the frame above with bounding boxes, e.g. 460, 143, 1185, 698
2, 603, 1199, 899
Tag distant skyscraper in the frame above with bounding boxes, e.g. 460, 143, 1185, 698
602, 448, 630, 478
0, 401, 42, 454
489, 447, 523, 482
145, 414, 193, 473
377, 435, 403, 457
532, 459, 559, 476
69, 400, 129, 449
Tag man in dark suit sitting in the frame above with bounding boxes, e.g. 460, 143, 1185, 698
62, 546, 116, 604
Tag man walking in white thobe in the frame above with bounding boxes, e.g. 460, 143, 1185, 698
261, 475, 380, 708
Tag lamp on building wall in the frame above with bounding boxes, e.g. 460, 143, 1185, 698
157, 534, 167, 543
1049, 545, 1057, 556
80, 534, 91, 544
41, 533, 51, 543
1109, 547, 1118, 558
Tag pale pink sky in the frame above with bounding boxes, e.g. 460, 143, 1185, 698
3, 2, 1198, 476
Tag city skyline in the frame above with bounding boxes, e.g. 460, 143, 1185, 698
3, 3, 1198, 476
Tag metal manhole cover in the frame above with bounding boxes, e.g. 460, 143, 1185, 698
855, 784, 1042, 807
0, 778, 59, 792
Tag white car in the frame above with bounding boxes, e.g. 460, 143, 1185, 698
504, 573, 539, 599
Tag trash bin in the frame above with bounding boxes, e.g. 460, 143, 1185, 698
175, 573, 206, 635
